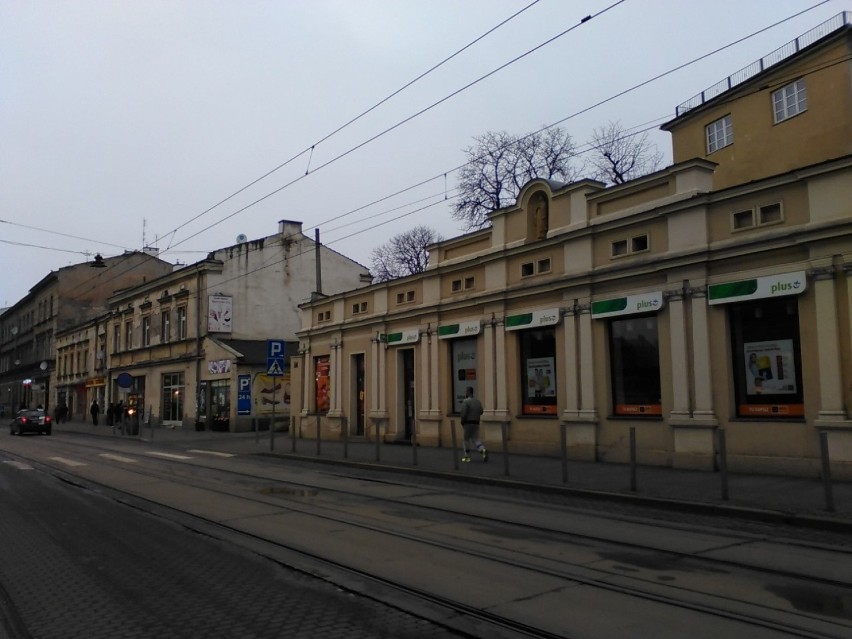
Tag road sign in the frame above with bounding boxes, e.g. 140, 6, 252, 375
237, 374, 251, 415
266, 339, 286, 377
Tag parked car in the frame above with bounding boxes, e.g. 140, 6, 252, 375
9, 408, 52, 435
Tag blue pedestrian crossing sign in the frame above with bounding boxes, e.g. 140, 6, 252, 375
266, 339, 286, 377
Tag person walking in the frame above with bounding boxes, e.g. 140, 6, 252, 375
459, 386, 487, 463
90, 399, 100, 426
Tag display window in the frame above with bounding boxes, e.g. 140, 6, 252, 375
451, 338, 477, 413
729, 298, 803, 417
609, 314, 662, 416
519, 328, 557, 415
314, 356, 330, 414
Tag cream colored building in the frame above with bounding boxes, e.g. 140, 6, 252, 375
292, 15, 852, 479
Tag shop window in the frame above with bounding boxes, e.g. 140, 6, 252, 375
315, 355, 330, 414
210, 379, 230, 431
519, 328, 557, 415
162, 372, 184, 423
729, 298, 803, 417
609, 314, 662, 416
451, 338, 477, 413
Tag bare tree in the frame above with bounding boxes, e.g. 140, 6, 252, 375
588, 121, 663, 185
370, 226, 444, 283
453, 128, 580, 231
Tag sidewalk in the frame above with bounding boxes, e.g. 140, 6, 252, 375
53, 419, 852, 530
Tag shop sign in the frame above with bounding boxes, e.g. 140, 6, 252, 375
505, 309, 560, 331
708, 271, 807, 305
85, 377, 106, 388
208, 359, 231, 374
437, 321, 481, 339
384, 329, 420, 345
592, 292, 664, 319
237, 374, 252, 415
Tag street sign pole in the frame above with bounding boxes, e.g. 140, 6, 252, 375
266, 339, 286, 452
270, 382, 276, 451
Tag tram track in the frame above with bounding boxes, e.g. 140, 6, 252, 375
3, 437, 852, 638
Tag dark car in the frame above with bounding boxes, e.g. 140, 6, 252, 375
10, 408, 53, 436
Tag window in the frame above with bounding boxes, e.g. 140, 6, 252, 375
315, 355, 330, 413
731, 203, 783, 232
451, 338, 478, 413
396, 291, 415, 305
609, 314, 662, 415
451, 279, 462, 292
611, 235, 648, 258
732, 209, 755, 230
352, 301, 368, 315
521, 262, 535, 277
519, 328, 557, 415
317, 310, 331, 322
706, 115, 733, 153
537, 258, 551, 274
162, 372, 185, 424
161, 310, 171, 343
142, 316, 151, 346
730, 298, 803, 417
176, 307, 187, 340
773, 79, 807, 123
464, 276, 475, 290
451, 276, 475, 293
125, 321, 133, 350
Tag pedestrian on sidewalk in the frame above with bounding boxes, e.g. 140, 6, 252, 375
460, 386, 487, 463
90, 399, 100, 426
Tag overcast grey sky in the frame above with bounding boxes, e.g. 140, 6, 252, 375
1, 0, 845, 306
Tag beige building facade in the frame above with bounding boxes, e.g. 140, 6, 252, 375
292, 16, 852, 479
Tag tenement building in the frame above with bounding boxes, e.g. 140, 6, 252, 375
291, 14, 852, 478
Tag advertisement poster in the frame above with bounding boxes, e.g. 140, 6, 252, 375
526, 357, 555, 399
452, 339, 477, 413
744, 339, 797, 396
207, 295, 233, 333
315, 356, 330, 413
253, 373, 291, 415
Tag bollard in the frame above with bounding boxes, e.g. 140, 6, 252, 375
501, 422, 510, 477
450, 419, 459, 471
717, 428, 729, 501
412, 420, 418, 466
629, 426, 637, 492
819, 431, 835, 513
561, 422, 568, 484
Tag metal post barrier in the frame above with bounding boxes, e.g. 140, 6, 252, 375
342, 415, 349, 459
819, 431, 835, 513
450, 419, 459, 470
717, 428, 729, 501
501, 422, 510, 477
412, 420, 418, 466
316, 416, 322, 456
560, 422, 568, 484
629, 426, 637, 492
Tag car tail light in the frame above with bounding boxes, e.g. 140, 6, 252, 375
20, 417, 29, 424
45, 416, 52, 424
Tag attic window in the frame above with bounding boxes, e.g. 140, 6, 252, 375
317, 310, 332, 322
396, 290, 416, 305
352, 302, 368, 315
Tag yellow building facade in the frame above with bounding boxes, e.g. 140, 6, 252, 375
292, 16, 852, 478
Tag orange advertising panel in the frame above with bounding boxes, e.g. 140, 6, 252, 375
738, 404, 805, 417
615, 404, 663, 416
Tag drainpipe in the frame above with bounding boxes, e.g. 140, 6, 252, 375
315, 228, 322, 296
195, 266, 202, 429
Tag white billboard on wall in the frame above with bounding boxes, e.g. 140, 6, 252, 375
207, 295, 233, 333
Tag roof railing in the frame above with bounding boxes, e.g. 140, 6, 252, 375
675, 11, 851, 117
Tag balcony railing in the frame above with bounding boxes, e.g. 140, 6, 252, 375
675, 12, 851, 116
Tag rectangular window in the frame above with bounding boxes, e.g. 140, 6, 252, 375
451, 338, 478, 413
142, 316, 151, 346
537, 258, 551, 273
730, 298, 803, 417
773, 79, 807, 123
759, 202, 782, 225
125, 321, 133, 350
631, 235, 648, 253
161, 310, 171, 343
451, 279, 462, 292
611, 239, 628, 257
406, 290, 415, 302
706, 114, 733, 153
609, 315, 662, 416
113, 324, 121, 353
177, 307, 187, 340
314, 355, 330, 414
352, 302, 368, 315
732, 209, 755, 230
464, 276, 475, 290
519, 328, 557, 415
521, 262, 535, 277
162, 372, 185, 424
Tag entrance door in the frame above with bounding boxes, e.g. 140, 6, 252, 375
162, 373, 185, 426
353, 354, 365, 436
401, 349, 415, 441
